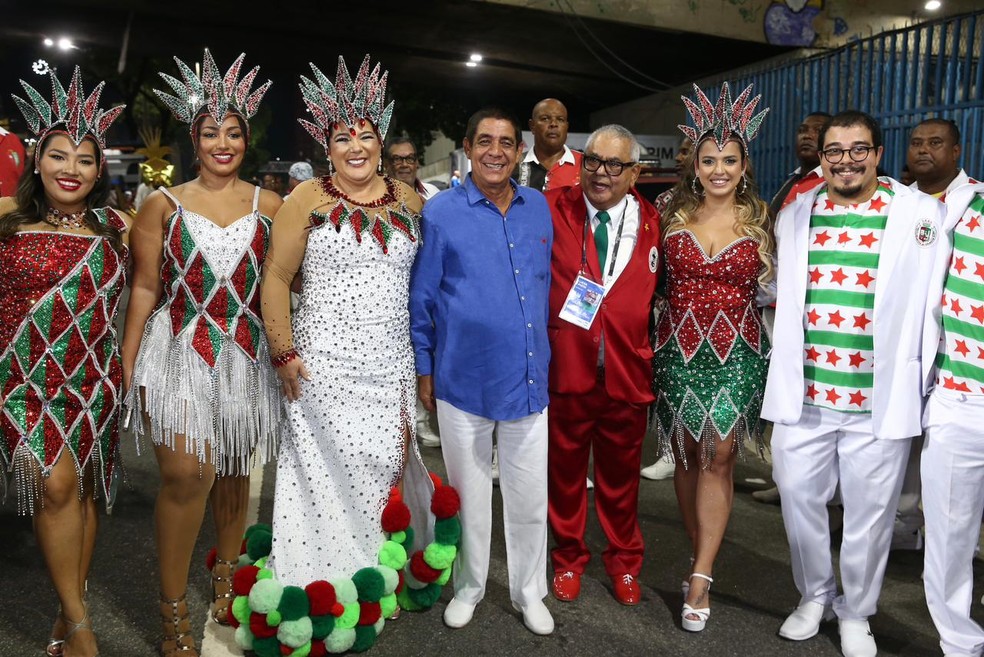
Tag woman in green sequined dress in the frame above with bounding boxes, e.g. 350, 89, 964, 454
651, 84, 773, 633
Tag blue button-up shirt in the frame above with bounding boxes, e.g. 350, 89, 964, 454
410, 174, 552, 421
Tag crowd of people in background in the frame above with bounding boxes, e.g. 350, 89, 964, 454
0, 48, 982, 657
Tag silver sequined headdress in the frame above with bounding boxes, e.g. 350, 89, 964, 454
12, 65, 125, 160
678, 82, 769, 151
154, 49, 271, 136
298, 54, 395, 153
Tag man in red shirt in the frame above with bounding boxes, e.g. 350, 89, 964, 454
515, 98, 582, 192
0, 126, 25, 197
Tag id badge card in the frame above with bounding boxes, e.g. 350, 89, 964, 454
558, 274, 606, 329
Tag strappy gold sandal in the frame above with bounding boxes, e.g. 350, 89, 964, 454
209, 557, 237, 625
159, 594, 198, 656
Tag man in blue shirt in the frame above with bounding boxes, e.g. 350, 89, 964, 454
410, 107, 554, 636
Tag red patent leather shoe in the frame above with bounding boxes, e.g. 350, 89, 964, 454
612, 573, 641, 605
551, 570, 581, 601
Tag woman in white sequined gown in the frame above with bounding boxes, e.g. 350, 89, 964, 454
121, 55, 282, 653
261, 119, 434, 588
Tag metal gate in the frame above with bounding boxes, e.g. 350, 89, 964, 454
702, 10, 984, 200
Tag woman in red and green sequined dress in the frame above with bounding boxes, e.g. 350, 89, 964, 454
0, 129, 129, 657
652, 132, 774, 632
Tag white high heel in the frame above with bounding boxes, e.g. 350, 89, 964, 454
681, 573, 713, 632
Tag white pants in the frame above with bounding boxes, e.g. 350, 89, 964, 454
896, 433, 925, 531
923, 390, 984, 657
436, 400, 549, 607
772, 405, 911, 620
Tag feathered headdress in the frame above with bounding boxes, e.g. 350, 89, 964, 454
678, 82, 769, 151
154, 49, 271, 135
298, 54, 395, 153
11, 65, 125, 159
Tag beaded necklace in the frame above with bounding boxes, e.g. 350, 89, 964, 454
319, 175, 396, 209
45, 207, 87, 230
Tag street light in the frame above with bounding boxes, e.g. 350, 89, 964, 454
925, 0, 942, 10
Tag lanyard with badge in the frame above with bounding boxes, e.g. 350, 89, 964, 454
558, 203, 627, 329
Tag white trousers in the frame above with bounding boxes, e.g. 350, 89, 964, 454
923, 390, 984, 657
436, 400, 549, 607
772, 405, 911, 620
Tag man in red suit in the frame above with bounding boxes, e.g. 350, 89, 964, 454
546, 124, 661, 605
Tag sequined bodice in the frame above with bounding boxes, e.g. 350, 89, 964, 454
655, 230, 765, 362
0, 230, 126, 437
156, 208, 270, 366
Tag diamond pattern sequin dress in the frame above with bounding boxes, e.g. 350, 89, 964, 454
652, 229, 769, 467
264, 179, 435, 587
0, 208, 127, 514
129, 186, 280, 473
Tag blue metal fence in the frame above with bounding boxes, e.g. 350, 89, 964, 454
700, 10, 984, 200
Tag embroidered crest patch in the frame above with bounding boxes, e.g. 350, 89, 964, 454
914, 219, 938, 247
649, 246, 660, 273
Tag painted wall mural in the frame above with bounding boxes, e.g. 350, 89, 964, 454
764, 0, 825, 46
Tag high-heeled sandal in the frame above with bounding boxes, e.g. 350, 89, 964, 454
47, 581, 88, 656
681, 573, 713, 632
61, 610, 99, 657
210, 557, 237, 625
159, 594, 198, 656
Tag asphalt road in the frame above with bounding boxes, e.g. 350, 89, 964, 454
0, 425, 965, 657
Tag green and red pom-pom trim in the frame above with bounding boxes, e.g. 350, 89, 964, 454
226, 473, 461, 655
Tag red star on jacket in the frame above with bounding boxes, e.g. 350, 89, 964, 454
943, 376, 972, 392
806, 384, 819, 400
977, 347, 984, 360
954, 256, 967, 275
952, 298, 964, 315
974, 262, 984, 282
868, 196, 887, 212
807, 309, 821, 325
955, 339, 971, 357
814, 230, 831, 246
837, 231, 851, 245
824, 199, 836, 211
825, 388, 842, 404
971, 305, 984, 325
849, 390, 867, 407
853, 312, 871, 330
809, 268, 823, 284
858, 232, 878, 248
825, 349, 842, 366
830, 268, 848, 285
967, 215, 981, 232
855, 270, 875, 288
848, 351, 866, 368
828, 310, 845, 327
805, 346, 821, 362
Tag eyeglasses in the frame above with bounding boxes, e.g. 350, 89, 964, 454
820, 145, 876, 163
582, 154, 636, 176
388, 154, 417, 164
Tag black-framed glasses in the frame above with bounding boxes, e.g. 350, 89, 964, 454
582, 154, 636, 176
820, 145, 876, 163
389, 154, 417, 164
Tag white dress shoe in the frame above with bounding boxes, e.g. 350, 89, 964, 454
512, 599, 554, 635
839, 619, 877, 657
443, 598, 476, 629
778, 600, 835, 640
640, 459, 675, 480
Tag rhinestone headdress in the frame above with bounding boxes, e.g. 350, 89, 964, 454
298, 54, 395, 153
678, 82, 769, 151
11, 65, 125, 156
154, 49, 271, 135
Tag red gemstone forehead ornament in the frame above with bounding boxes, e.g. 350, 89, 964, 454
297, 54, 395, 154
153, 48, 271, 139
11, 65, 126, 162
678, 82, 770, 152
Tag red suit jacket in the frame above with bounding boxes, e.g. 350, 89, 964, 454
546, 185, 661, 404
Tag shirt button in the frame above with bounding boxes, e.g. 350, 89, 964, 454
593, 336, 600, 343
509, 243, 515, 248
527, 323, 532, 328
528, 352, 533, 357
528, 379, 534, 384
521, 296, 526, 301
514, 269, 520, 274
